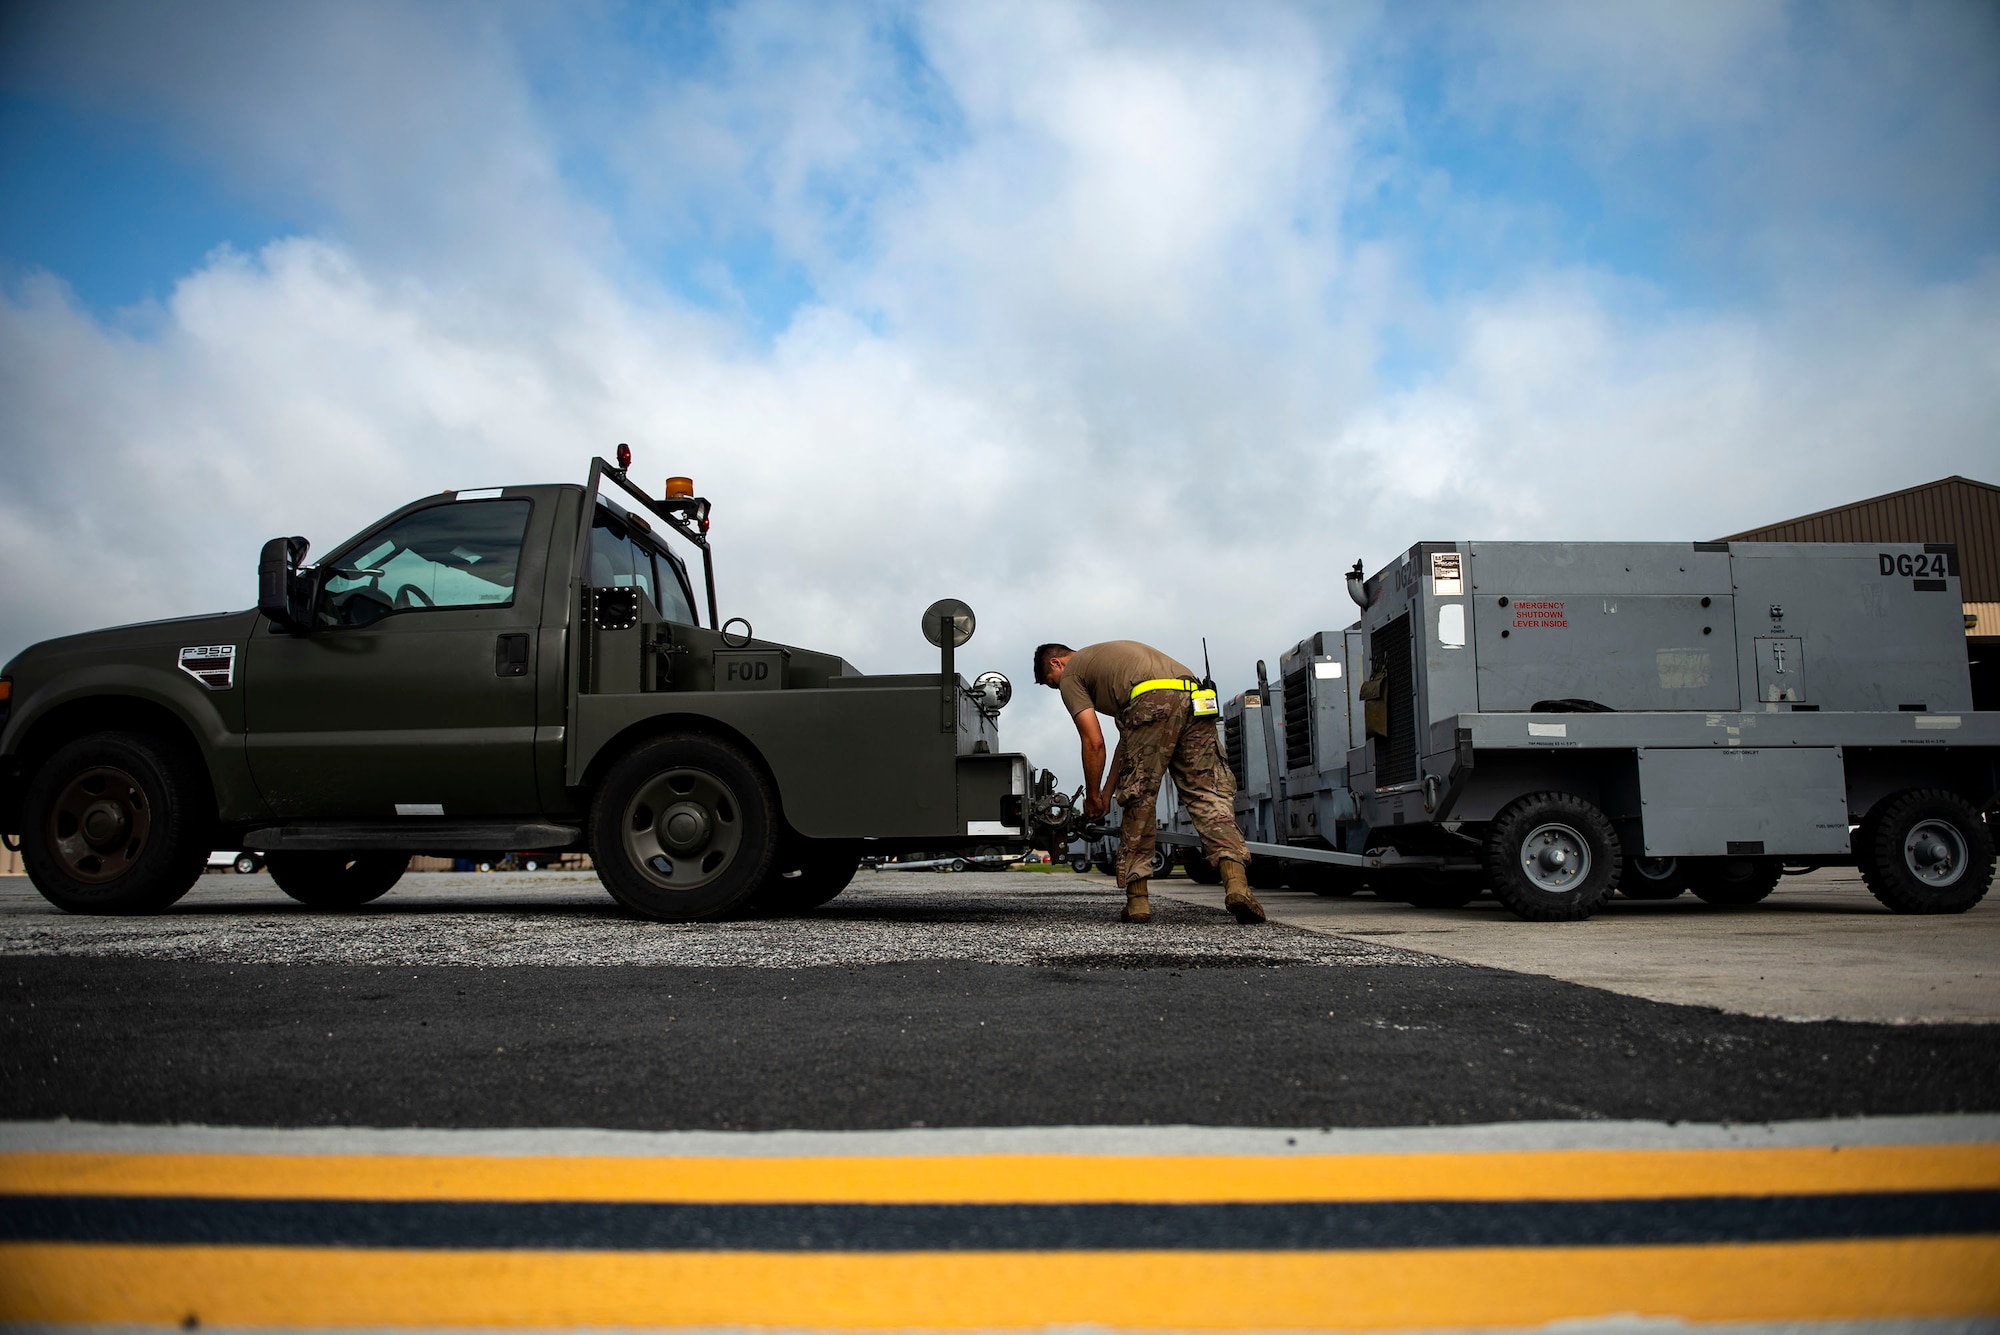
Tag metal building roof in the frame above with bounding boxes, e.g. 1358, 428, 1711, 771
1719, 475, 2000, 605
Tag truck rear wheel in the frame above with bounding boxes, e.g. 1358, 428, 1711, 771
591, 733, 777, 922
21, 731, 209, 915
1685, 857, 1782, 906
755, 836, 862, 915
1857, 789, 1994, 915
267, 852, 408, 908
1483, 792, 1620, 921
1621, 856, 1688, 900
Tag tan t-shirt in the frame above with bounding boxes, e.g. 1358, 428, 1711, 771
1059, 640, 1198, 718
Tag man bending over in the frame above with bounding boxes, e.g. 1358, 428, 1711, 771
1034, 640, 1263, 925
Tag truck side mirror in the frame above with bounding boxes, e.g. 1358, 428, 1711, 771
258, 536, 312, 630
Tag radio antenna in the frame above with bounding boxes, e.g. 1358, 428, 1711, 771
1201, 637, 1215, 692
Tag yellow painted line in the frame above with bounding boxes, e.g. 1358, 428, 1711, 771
4, 1144, 1997, 1203
2, 1239, 1996, 1329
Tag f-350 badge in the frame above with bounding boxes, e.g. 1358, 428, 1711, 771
178, 644, 237, 691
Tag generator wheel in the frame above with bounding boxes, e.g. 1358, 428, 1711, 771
267, 852, 408, 908
1069, 855, 1094, 874
1621, 856, 1688, 900
1290, 864, 1361, 897
1483, 792, 1620, 921
1148, 845, 1175, 879
1857, 789, 1994, 915
1182, 851, 1224, 885
590, 732, 777, 922
1398, 871, 1483, 909
1685, 857, 1783, 906
20, 731, 210, 915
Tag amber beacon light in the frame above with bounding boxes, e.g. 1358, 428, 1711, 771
665, 476, 695, 498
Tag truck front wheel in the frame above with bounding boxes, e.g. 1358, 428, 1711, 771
1857, 789, 1994, 915
591, 733, 778, 921
1483, 792, 1621, 921
21, 731, 209, 915
267, 853, 408, 908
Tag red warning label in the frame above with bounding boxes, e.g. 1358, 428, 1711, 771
1512, 600, 1568, 629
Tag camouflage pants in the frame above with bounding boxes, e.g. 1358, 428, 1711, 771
1112, 690, 1251, 888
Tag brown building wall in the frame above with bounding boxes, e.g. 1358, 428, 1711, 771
1720, 475, 2000, 606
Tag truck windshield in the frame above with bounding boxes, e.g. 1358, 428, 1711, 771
319, 499, 531, 627
589, 505, 697, 625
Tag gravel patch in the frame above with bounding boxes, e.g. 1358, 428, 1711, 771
0, 870, 1445, 969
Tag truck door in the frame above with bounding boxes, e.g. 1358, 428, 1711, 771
244, 496, 542, 819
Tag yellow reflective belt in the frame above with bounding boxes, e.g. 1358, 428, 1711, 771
1130, 677, 1203, 700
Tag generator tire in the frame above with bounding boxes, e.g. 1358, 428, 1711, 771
1069, 855, 1094, 874
1398, 871, 1483, 909
1484, 792, 1620, 921
1291, 864, 1361, 897
1148, 846, 1175, 879
755, 836, 863, 915
1857, 789, 1994, 915
267, 852, 408, 908
1183, 852, 1224, 885
1247, 858, 1286, 891
1621, 856, 1688, 900
1686, 857, 1783, 906
590, 733, 778, 922
21, 731, 210, 915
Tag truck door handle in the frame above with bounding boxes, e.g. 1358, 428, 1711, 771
495, 633, 531, 677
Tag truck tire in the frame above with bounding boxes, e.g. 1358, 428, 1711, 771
1856, 789, 1995, 915
1183, 852, 1224, 885
1069, 855, 1094, 874
1483, 792, 1621, 921
267, 852, 408, 908
20, 731, 210, 915
590, 733, 778, 922
1685, 857, 1782, 906
1621, 856, 1687, 900
756, 837, 862, 915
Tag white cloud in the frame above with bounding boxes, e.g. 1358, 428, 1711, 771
3, 0, 1997, 788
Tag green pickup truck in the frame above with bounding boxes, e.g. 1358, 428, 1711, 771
0, 452, 1061, 920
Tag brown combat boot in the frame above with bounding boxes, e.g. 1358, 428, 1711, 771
1120, 878, 1152, 924
1220, 861, 1265, 924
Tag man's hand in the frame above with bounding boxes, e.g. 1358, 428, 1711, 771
1083, 791, 1108, 821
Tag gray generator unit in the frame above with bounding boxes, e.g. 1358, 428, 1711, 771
1277, 629, 1364, 850
1330, 539, 1997, 918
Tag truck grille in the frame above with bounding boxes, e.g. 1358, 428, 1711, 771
1282, 664, 1313, 772
1224, 713, 1246, 788
1373, 612, 1417, 787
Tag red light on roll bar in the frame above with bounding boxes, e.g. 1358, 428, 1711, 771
615, 442, 632, 471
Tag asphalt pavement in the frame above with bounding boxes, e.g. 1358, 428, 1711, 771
3, 869, 1996, 1131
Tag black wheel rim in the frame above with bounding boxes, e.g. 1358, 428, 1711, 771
622, 766, 744, 891
48, 765, 151, 884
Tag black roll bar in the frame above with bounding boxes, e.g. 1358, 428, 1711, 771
574, 456, 721, 629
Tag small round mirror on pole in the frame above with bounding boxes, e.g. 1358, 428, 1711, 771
921, 599, 976, 649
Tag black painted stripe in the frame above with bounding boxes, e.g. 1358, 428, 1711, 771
3, 1193, 1997, 1251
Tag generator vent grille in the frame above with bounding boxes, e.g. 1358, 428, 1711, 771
1223, 713, 1246, 789
1373, 612, 1418, 787
1282, 664, 1313, 772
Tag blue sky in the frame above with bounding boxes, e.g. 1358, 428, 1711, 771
2, 0, 1997, 774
